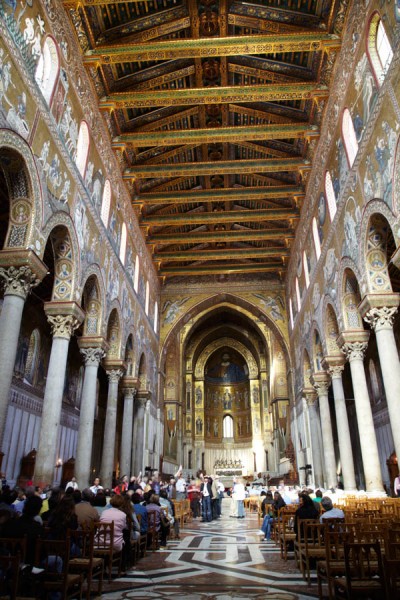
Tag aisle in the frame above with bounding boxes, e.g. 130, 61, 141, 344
101, 500, 318, 600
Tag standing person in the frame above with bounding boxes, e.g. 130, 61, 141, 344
394, 474, 400, 497
65, 476, 79, 491
200, 476, 213, 522
167, 478, 177, 500
113, 475, 128, 495
187, 479, 201, 518
175, 466, 187, 500
234, 479, 246, 519
216, 477, 225, 517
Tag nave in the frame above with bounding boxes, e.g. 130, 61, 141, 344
101, 499, 316, 600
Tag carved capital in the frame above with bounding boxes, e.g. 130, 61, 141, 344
303, 388, 317, 407
341, 341, 368, 361
107, 369, 124, 384
123, 387, 136, 399
47, 314, 81, 339
363, 306, 398, 331
310, 372, 330, 397
0, 265, 40, 299
136, 396, 148, 409
80, 346, 106, 367
327, 364, 344, 379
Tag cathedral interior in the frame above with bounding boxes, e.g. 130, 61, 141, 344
0, 0, 400, 497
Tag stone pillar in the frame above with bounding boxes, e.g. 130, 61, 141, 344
35, 301, 84, 486
304, 389, 324, 488
323, 358, 357, 491
0, 250, 47, 448
100, 362, 125, 488
133, 395, 147, 475
338, 331, 384, 492
120, 378, 138, 479
75, 338, 108, 488
360, 294, 400, 466
311, 372, 337, 489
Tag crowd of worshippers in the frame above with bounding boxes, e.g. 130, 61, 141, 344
258, 488, 345, 541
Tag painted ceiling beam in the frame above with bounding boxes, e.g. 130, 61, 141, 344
154, 247, 291, 262
124, 158, 310, 179
141, 207, 299, 226
84, 33, 340, 64
147, 229, 294, 244
100, 83, 328, 110
131, 185, 304, 205
113, 123, 319, 149
158, 262, 285, 276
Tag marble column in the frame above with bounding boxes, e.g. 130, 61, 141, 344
304, 390, 324, 488
361, 296, 400, 465
100, 365, 124, 488
323, 358, 357, 491
0, 251, 47, 448
338, 331, 384, 492
311, 372, 337, 489
75, 339, 107, 488
120, 378, 138, 479
133, 395, 147, 475
35, 301, 84, 486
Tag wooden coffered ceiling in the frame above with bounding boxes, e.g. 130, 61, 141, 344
65, 0, 344, 282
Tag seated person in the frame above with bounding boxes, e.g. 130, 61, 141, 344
319, 496, 345, 522
99, 494, 127, 552
294, 493, 319, 540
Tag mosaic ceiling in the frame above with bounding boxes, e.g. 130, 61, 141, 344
65, 0, 344, 283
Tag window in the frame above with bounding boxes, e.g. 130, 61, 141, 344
134, 255, 139, 293
35, 36, 59, 104
101, 180, 111, 227
119, 223, 127, 264
342, 108, 358, 167
295, 277, 301, 311
303, 251, 310, 288
325, 172, 337, 220
223, 415, 233, 438
145, 281, 149, 315
154, 301, 158, 334
289, 298, 294, 329
312, 217, 321, 260
75, 121, 90, 177
368, 13, 393, 85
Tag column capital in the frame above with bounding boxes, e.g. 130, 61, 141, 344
310, 371, 330, 396
44, 301, 85, 339
303, 387, 318, 406
0, 249, 48, 299
121, 376, 139, 394
80, 346, 106, 367
322, 356, 345, 379
359, 293, 400, 330
337, 330, 369, 361
106, 368, 124, 384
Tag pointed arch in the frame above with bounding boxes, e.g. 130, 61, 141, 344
101, 179, 111, 227
76, 121, 90, 177
34, 35, 60, 105
367, 12, 393, 86
81, 274, 103, 336
106, 307, 122, 359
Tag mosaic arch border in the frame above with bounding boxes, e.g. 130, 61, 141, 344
321, 296, 342, 356
105, 299, 123, 359
160, 293, 290, 371
0, 128, 44, 245
80, 263, 107, 334
337, 256, 364, 324
359, 198, 399, 292
310, 321, 325, 373
194, 336, 259, 381
41, 211, 80, 301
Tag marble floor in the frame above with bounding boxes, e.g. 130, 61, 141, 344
101, 500, 320, 600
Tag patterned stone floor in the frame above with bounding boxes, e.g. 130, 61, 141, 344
101, 500, 319, 600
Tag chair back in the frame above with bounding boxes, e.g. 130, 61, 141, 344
344, 541, 385, 592
0, 553, 20, 600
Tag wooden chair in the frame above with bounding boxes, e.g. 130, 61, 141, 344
334, 541, 387, 599
93, 521, 122, 582
0, 553, 20, 600
278, 513, 296, 560
146, 510, 159, 551
135, 514, 147, 558
317, 523, 357, 600
35, 535, 83, 600
68, 526, 104, 600
299, 521, 327, 584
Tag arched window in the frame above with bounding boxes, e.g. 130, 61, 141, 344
34, 36, 59, 105
312, 217, 321, 260
368, 13, 393, 85
75, 121, 90, 177
325, 172, 337, 220
342, 108, 358, 168
295, 277, 301, 311
145, 281, 150, 315
119, 222, 127, 264
223, 415, 234, 438
289, 298, 294, 329
134, 255, 139, 293
154, 301, 158, 334
303, 251, 310, 288
101, 179, 111, 227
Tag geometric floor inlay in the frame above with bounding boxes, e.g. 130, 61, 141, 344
101, 499, 320, 600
